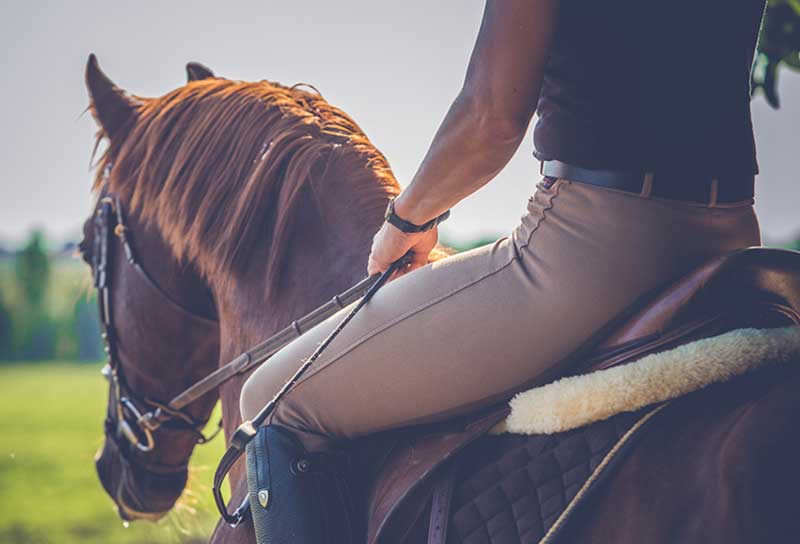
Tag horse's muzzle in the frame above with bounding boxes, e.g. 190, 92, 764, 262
95, 437, 186, 521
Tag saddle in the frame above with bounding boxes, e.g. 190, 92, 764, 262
362, 247, 800, 544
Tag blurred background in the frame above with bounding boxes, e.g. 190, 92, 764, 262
1, 1, 798, 543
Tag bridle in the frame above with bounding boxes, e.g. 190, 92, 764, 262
90, 193, 383, 465
92, 195, 220, 461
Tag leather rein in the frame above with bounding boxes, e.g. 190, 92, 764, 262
92, 195, 383, 460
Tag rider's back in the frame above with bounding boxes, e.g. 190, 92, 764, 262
534, 0, 766, 178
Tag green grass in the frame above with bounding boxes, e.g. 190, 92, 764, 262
0, 362, 225, 543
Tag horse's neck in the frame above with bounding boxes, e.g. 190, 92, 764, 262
212, 184, 387, 468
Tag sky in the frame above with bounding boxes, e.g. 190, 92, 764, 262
1, 1, 798, 247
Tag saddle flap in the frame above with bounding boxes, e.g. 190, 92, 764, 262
366, 409, 507, 544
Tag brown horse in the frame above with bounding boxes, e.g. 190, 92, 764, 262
80, 56, 800, 544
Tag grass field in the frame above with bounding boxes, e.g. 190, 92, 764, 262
0, 362, 225, 543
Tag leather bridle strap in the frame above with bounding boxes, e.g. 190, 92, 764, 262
102, 196, 217, 326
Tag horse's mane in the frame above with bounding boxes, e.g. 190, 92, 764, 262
93, 78, 399, 296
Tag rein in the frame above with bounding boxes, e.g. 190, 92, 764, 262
166, 266, 386, 413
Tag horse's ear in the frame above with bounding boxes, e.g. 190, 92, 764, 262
85, 54, 138, 138
186, 62, 215, 82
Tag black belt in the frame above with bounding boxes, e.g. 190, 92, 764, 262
540, 160, 754, 205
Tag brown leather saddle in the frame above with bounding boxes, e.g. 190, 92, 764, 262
361, 247, 800, 544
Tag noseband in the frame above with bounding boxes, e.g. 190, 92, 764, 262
92, 196, 220, 463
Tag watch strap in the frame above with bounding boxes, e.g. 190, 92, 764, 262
385, 198, 450, 233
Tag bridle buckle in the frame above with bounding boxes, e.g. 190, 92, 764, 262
117, 416, 155, 453
118, 396, 156, 452
138, 409, 163, 433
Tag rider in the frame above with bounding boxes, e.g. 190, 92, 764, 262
239, 0, 766, 541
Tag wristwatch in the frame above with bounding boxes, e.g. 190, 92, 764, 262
384, 197, 451, 233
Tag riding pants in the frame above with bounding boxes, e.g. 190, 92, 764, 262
240, 177, 761, 452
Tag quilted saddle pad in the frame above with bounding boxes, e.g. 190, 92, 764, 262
444, 406, 661, 544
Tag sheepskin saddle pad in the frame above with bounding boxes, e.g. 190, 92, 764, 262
439, 326, 800, 544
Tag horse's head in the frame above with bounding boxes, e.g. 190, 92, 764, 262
80, 55, 222, 521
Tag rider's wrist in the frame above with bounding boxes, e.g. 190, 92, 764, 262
385, 196, 450, 234
393, 195, 427, 225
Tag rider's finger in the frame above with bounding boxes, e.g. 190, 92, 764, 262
368, 249, 396, 275
367, 254, 383, 275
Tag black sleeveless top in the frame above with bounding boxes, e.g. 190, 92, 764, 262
533, 0, 767, 177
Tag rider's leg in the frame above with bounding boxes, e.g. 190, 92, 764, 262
240, 177, 759, 541
241, 178, 759, 448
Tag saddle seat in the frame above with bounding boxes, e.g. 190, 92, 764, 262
364, 247, 800, 544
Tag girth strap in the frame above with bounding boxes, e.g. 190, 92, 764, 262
428, 461, 458, 544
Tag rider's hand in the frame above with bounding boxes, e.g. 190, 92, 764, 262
367, 221, 438, 278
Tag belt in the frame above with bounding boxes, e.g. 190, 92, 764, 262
540, 160, 754, 205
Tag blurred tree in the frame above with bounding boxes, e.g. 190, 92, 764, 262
14, 230, 51, 310
752, 0, 800, 107
10, 230, 55, 360
0, 294, 11, 360
74, 294, 103, 361
24, 316, 57, 360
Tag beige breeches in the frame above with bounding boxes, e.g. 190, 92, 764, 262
240, 177, 760, 451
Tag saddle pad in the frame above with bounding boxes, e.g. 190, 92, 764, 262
445, 406, 661, 544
